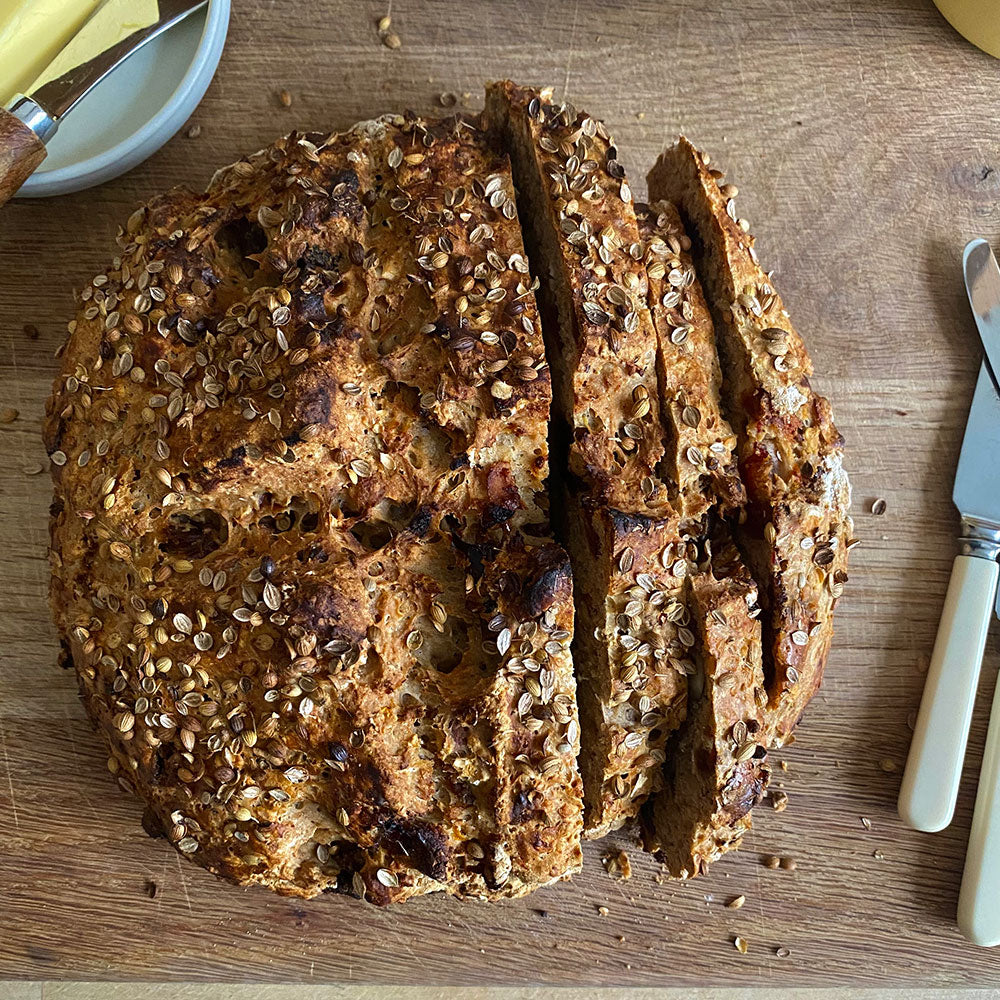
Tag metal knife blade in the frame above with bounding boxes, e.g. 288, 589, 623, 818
20, 0, 207, 126
964, 238, 1000, 391
954, 362, 1000, 529
961, 238, 1000, 618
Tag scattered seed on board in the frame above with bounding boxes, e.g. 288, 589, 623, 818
871, 497, 887, 515
382, 31, 401, 49
779, 856, 796, 871
277, 89, 293, 108
186, 124, 202, 139
762, 854, 780, 869
734, 936, 749, 954
726, 894, 746, 909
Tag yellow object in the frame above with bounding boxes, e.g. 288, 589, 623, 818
31, 0, 160, 93
934, 0, 1000, 59
0, 0, 102, 103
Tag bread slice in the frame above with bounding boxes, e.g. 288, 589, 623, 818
485, 82, 698, 837
637, 199, 745, 524
46, 111, 584, 902
563, 498, 695, 834
642, 535, 770, 876
648, 139, 853, 747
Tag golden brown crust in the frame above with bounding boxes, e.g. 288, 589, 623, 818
647, 138, 853, 747
46, 113, 583, 903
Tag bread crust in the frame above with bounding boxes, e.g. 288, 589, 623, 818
46, 113, 583, 902
648, 138, 853, 747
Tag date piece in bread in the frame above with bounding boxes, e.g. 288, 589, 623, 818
642, 536, 770, 876
648, 138, 853, 747
486, 81, 695, 837
46, 113, 583, 903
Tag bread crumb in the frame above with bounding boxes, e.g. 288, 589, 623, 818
185, 124, 202, 139
726, 894, 746, 909
734, 935, 748, 954
597, 905, 609, 916
0, 407, 18, 423
602, 849, 632, 880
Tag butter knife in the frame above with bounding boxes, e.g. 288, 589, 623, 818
958, 237, 1000, 947
0, 0, 207, 207
963, 239, 1000, 625
898, 296, 1000, 834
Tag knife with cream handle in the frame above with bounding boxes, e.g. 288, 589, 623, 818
955, 239, 1000, 947
898, 245, 1000, 834
0, 0, 206, 206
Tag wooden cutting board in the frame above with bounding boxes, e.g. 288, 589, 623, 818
2, 0, 1000, 986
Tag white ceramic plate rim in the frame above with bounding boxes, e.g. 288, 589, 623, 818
17, 0, 230, 198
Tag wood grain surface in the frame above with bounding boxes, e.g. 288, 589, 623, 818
2, 0, 1000, 987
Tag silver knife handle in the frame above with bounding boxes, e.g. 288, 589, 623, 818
899, 522, 1000, 832
5, 96, 58, 143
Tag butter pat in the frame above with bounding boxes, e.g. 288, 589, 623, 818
31, 0, 160, 94
0, 0, 102, 104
